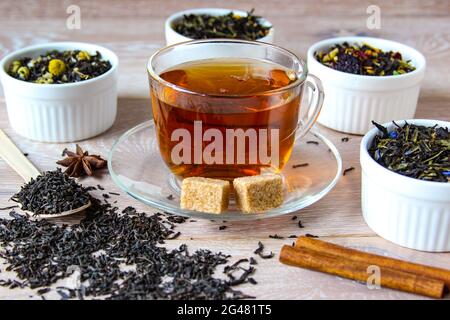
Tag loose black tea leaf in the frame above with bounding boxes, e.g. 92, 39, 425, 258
249, 257, 258, 265
315, 42, 415, 76
343, 167, 355, 176
108, 192, 120, 196
0, 198, 254, 300
298, 220, 304, 228
253, 241, 274, 259
288, 235, 298, 238
248, 277, 257, 285
173, 9, 271, 41
341, 137, 350, 142
306, 141, 319, 145
0, 205, 19, 210
269, 234, 284, 239
254, 241, 264, 255
305, 233, 319, 238
224, 259, 248, 274
291, 215, 298, 220
166, 194, 174, 200
167, 231, 181, 240
219, 225, 227, 230
292, 163, 309, 168
37, 288, 51, 295
369, 121, 449, 182
228, 267, 255, 286
7, 50, 112, 84
10, 168, 90, 215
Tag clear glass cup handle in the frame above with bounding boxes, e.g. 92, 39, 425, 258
296, 74, 324, 138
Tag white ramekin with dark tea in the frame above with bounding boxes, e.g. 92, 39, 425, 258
0, 42, 118, 142
165, 8, 274, 45
360, 119, 450, 252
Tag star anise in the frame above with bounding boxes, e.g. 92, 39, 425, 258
57, 144, 107, 177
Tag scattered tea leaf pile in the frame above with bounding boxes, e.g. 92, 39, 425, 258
11, 169, 90, 215
173, 9, 271, 41
0, 197, 255, 299
314, 42, 415, 76
369, 121, 450, 182
8, 50, 111, 84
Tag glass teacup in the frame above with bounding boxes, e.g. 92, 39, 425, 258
148, 39, 324, 179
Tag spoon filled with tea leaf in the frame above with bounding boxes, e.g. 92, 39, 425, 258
0, 129, 91, 218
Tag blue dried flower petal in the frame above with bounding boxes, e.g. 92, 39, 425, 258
374, 149, 381, 160
389, 131, 398, 139
443, 171, 450, 177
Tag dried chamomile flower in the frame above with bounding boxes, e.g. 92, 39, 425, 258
9, 60, 22, 74
35, 72, 54, 84
17, 66, 30, 80
77, 50, 91, 61
48, 59, 67, 76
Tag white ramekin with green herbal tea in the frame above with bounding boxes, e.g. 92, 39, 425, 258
360, 119, 450, 252
0, 42, 118, 142
308, 37, 426, 135
165, 8, 274, 45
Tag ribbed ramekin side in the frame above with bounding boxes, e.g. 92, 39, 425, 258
4, 85, 117, 142
361, 171, 450, 252
317, 84, 420, 135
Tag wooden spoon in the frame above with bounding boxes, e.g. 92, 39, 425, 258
0, 129, 91, 218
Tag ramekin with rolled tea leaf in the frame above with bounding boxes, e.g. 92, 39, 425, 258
360, 119, 450, 252
165, 8, 274, 45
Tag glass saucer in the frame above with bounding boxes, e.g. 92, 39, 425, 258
108, 120, 342, 221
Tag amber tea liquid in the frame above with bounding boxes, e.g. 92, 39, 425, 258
151, 58, 302, 179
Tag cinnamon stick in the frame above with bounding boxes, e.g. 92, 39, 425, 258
295, 236, 450, 288
279, 245, 445, 299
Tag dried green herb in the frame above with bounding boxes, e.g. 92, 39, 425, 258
173, 9, 271, 41
314, 42, 415, 76
369, 121, 450, 182
7, 50, 111, 84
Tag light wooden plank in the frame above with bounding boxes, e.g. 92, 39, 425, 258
0, 0, 449, 300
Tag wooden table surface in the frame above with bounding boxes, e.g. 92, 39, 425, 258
0, 0, 449, 300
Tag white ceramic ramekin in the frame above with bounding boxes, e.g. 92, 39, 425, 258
0, 42, 118, 142
360, 119, 450, 252
165, 8, 274, 46
308, 37, 426, 135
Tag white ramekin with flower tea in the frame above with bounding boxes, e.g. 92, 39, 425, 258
165, 8, 274, 45
360, 119, 450, 252
0, 42, 118, 143
308, 36, 426, 135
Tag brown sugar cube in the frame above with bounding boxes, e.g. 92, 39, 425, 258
233, 174, 284, 213
180, 177, 230, 214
